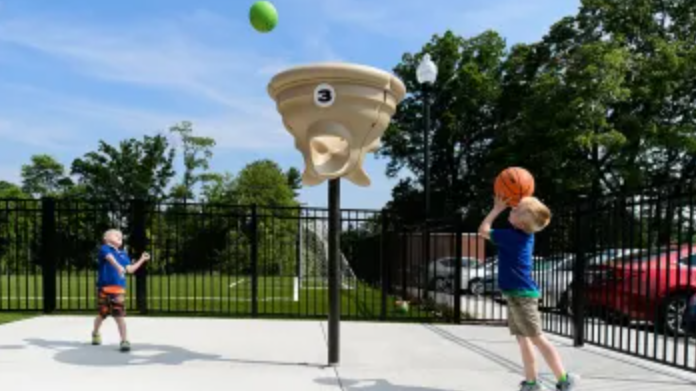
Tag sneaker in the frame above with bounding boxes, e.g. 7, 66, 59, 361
519, 381, 542, 391
91, 333, 101, 346
556, 373, 579, 391
119, 340, 131, 353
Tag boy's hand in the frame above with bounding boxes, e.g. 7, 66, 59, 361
141, 252, 151, 262
493, 195, 509, 211
479, 195, 509, 240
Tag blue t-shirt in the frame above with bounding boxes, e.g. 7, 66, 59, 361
97, 244, 130, 289
491, 229, 539, 297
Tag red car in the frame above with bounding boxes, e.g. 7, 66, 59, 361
585, 245, 696, 334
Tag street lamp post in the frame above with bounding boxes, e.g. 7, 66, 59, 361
416, 53, 438, 217
416, 54, 437, 298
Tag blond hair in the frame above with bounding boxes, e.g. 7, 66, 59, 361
103, 229, 123, 242
515, 197, 551, 234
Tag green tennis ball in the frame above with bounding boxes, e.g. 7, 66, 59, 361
249, 1, 278, 33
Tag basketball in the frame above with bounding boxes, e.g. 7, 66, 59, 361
494, 167, 535, 207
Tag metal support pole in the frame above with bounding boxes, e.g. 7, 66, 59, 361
328, 179, 341, 365
424, 88, 431, 217
573, 197, 588, 347
423, 87, 431, 300
41, 198, 56, 314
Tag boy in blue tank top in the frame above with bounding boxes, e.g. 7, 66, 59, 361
479, 196, 578, 391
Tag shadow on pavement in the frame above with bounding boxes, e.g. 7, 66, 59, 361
23, 338, 326, 369
316, 377, 459, 390
422, 325, 696, 387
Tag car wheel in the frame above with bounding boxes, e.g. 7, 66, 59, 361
560, 289, 573, 316
469, 279, 485, 297
657, 293, 690, 335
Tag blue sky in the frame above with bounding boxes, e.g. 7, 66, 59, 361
0, 0, 580, 209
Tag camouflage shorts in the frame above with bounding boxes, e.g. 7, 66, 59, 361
97, 286, 126, 318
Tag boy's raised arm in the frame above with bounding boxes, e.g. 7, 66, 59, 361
126, 252, 151, 274
478, 196, 509, 240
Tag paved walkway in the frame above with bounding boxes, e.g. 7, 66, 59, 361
1, 316, 695, 390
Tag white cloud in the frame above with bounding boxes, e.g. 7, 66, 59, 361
0, 17, 276, 111
0, 82, 291, 151
0, 117, 80, 150
0, 11, 306, 151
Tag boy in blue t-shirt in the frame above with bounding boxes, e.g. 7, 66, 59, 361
479, 196, 578, 391
92, 229, 150, 352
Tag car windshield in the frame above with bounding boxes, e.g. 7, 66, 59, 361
591, 249, 646, 263
680, 254, 696, 266
462, 258, 478, 268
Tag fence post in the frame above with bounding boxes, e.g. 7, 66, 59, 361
250, 204, 259, 318
454, 221, 463, 324
41, 197, 57, 314
380, 211, 389, 320
131, 199, 148, 314
401, 229, 407, 301
572, 196, 588, 347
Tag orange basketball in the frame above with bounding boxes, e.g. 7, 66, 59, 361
494, 167, 535, 207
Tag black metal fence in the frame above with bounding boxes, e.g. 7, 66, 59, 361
0, 198, 477, 323
528, 181, 696, 372
572, 183, 696, 371
2, 182, 696, 372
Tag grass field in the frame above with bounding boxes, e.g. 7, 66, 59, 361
0, 274, 441, 321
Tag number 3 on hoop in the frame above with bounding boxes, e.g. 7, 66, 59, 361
314, 83, 336, 108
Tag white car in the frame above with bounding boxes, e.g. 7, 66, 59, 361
427, 256, 495, 296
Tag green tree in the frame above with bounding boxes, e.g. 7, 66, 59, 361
168, 121, 216, 202
200, 172, 233, 204
382, 0, 696, 235
21, 154, 73, 197
285, 167, 302, 198
493, 21, 632, 199
0, 181, 26, 198
380, 30, 507, 224
577, 0, 696, 188
229, 160, 299, 275
233, 160, 298, 207
71, 135, 176, 204
0, 183, 35, 273
165, 160, 300, 275
67, 135, 176, 268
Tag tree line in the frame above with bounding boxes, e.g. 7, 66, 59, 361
379, 0, 696, 246
0, 121, 304, 275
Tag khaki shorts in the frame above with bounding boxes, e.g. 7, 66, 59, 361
506, 296, 542, 337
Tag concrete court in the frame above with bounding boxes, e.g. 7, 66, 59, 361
1, 316, 696, 391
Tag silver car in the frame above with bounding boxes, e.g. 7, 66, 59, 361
426, 256, 493, 295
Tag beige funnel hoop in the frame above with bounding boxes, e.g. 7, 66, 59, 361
267, 62, 406, 187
